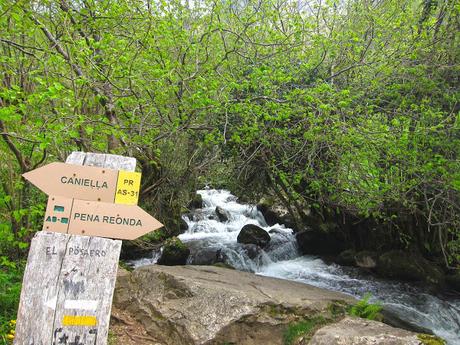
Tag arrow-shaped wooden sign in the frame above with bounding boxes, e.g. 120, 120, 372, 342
15, 153, 161, 345
43, 195, 163, 240
23, 162, 141, 205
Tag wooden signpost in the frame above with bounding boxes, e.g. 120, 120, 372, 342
14, 152, 163, 345
43, 196, 163, 239
23, 162, 142, 205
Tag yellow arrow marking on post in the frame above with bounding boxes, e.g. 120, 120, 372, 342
62, 315, 97, 326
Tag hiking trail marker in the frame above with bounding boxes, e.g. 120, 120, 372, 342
14, 152, 163, 345
22, 162, 142, 205
43, 196, 163, 240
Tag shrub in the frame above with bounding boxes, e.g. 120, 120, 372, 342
0, 257, 23, 344
348, 293, 383, 320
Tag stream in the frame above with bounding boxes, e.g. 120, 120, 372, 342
133, 189, 460, 344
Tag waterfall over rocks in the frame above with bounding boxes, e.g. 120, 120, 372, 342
133, 189, 460, 345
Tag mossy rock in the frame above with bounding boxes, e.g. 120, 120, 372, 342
326, 301, 348, 318
258, 196, 276, 208
188, 193, 203, 209
157, 237, 190, 266
165, 216, 189, 236
257, 197, 286, 227
120, 229, 167, 260
144, 228, 168, 242
377, 251, 445, 288
318, 222, 339, 233
335, 250, 357, 266
118, 261, 134, 272
354, 251, 378, 269
446, 271, 460, 292
296, 230, 343, 255
417, 334, 446, 345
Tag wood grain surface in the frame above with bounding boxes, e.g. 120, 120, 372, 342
14, 152, 133, 345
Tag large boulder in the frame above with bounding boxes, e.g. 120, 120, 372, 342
120, 229, 167, 260
336, 249, 357, 266
188, 247, 222, 265
113, 265, 355, 345
335, 250, 380, 269
215, 206, 230, 222
157, 237, 190, 266
354, 251, 379, 269
241, 243, 263, 260
296, 230, 343, 255
213, 244, 264, 266
113, 266, 430, 345
380, 308, 434, 335
377, 250, 445, 287
179, 217, 188, 232
257, 198, 296, 229
165, 216, 189, 236
183, 210, 208, 222
188, 193, 203, 209
120, 240, 158, 261
446, 271, 460, 292
309, 316, 426, 345
237, 224, 271, 248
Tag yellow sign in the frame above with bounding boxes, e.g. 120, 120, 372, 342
62, 315, 97, 326
115, 171, 141, 205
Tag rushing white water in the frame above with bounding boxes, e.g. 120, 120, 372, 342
135, 189, 460, 344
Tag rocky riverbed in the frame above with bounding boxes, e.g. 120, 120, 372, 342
127, 189, 460, 344
110, 265, 443, 345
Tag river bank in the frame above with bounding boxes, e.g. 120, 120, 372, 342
129, 189, 460, 344
111, 265, 443, 345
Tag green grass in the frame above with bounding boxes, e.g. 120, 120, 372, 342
107, 330, 117, 345
118, 260, 134, 272
327, 301, 348, 318
283, 316, 326, 345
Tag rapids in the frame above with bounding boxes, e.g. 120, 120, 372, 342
133, 189, 460, 344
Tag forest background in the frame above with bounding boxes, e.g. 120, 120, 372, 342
0, 0, 459, 340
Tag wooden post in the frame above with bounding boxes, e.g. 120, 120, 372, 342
14, 152, 135, 345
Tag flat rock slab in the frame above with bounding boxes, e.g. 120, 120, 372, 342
309, 316, 423, 345
113, 265, 355, 345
